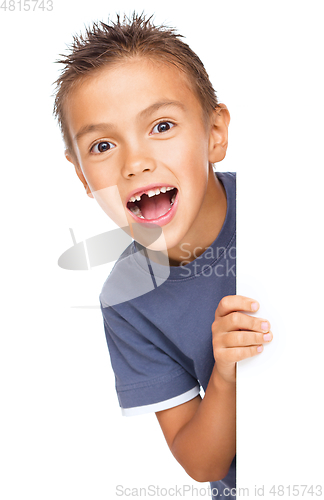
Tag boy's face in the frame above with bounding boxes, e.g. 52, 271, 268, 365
65, 58, 225, 252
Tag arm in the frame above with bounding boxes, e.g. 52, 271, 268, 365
156, 295, 273, 483
156, 365, 235, 482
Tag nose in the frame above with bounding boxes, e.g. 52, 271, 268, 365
121, 147, 156, 178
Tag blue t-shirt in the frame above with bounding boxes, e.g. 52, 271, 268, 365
100, 172, 236, 499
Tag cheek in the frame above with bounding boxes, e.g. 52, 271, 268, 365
180, 127, 210, 162
81, 159, 119, 191
158, 132, 209, 172
91, 183, 129, 228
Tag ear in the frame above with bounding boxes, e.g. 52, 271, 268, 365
208, 103, 230, 163
65, 150, 94, 199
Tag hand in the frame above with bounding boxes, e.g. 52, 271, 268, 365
212, 295, 273, 384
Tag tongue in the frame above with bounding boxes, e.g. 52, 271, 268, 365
140, 192, 172, 220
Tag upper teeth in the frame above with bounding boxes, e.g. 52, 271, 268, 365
128, 186, 175, 203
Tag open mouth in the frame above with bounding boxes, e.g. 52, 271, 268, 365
127, 186, 177, 220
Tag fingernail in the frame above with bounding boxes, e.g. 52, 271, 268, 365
251, 302, 259, 312
261, 321, 269, 332
263, 333, 272, 341
257, 345, 263, 353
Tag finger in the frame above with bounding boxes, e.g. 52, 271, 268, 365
217, 345, 264, 363
215, 295, 260, 318
221, 330, 273, 348
223, 311, 271, 334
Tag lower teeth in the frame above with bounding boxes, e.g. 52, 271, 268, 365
129, 206, 142, 216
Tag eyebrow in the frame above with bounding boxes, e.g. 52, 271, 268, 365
73, 123, 116, 143
73, 100, 186, 143
138, 100, 186, 119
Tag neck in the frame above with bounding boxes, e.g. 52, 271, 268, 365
167, 166, 227, 266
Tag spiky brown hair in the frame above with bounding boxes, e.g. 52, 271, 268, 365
53, 12, 219, 157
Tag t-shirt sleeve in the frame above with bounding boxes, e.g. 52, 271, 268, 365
101, 305, 200, 416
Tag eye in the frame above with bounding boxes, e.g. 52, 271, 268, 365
151, 121, 175, 134
90, 141, 116, 154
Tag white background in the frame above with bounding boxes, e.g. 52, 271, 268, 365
1, 1, 323, 499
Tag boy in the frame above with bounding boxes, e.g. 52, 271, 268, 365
53, 13, 272, 499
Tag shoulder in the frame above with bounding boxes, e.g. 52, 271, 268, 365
100, 241, 169, 308
215, 171, 236, 201
216, 171, 236, 184
99, 241, 139, 309
101, 240, 134, 288
217, 171, 236, 214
